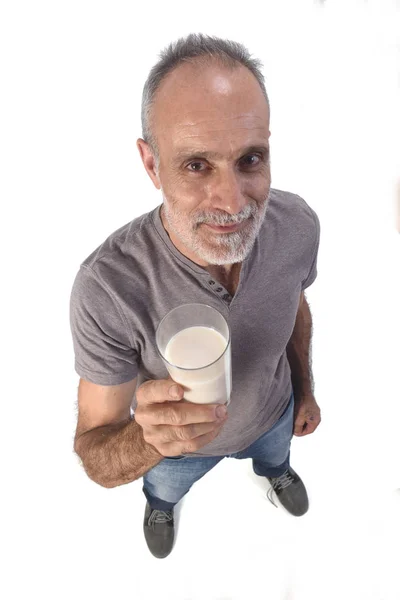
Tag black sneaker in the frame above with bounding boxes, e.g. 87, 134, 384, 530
143, 502, 175, 558
266, 467, 309, 516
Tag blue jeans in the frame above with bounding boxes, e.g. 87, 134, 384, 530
143, 390, 295, 511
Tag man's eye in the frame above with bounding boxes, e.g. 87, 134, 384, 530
187, 162, 205, 172
241, 154, 262, 167
186, 154, 264, 172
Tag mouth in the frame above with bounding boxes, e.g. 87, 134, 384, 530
204, 222, 244, 233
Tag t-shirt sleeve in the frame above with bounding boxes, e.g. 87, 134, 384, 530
69, 265, 139, 385
301, 208, 320, 290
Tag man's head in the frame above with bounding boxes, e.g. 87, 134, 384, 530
137, 34, 271, 268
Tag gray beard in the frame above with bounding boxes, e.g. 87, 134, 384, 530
162, 196, 269, 266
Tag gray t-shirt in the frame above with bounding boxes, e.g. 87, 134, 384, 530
69, 188, 320, 457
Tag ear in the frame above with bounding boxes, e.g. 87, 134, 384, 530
136, 138, 161, 190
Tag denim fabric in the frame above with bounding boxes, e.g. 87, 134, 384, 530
143, 390, 294, 511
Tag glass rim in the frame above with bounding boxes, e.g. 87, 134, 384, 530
155, 303, 231, 371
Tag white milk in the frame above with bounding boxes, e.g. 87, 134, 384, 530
164, 326, 231, 405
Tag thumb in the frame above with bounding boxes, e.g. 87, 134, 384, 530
165, 376, 185, 400
138, 377, 184, 405
168, 383, 184, 400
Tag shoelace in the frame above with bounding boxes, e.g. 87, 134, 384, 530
148, 509, 173, 528
267, 469, 294, 508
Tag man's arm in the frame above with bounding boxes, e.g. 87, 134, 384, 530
74, 378, 163, 488
286, 291, 314, 398
75, 418, 163, 488
286, 292, 321, 436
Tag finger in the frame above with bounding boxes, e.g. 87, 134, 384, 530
306, 411, 321, 429
293, 418, 306, 436
149, 401, 227, 426
295, 417, 320, 437
148, 420, 225, 444
161, 422, 225, 456
137, 378, 185, 405
305, 418, 320, 435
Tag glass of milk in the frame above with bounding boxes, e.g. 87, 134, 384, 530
156, 303, 231, 405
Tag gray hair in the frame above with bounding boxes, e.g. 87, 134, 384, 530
141, 33, 269, 168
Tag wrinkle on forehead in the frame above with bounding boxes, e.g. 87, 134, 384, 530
179, 125, 267, 134
160, 116, 269, 139
174, 129, 267, 144
176, 114, 266, 128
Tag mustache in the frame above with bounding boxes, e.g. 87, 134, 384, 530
195, 205, 257, 226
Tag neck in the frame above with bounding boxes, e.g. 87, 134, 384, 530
207, 263, 241, 296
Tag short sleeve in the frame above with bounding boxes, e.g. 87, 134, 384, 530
69, 265, 139, 385
301, 209, 320, 290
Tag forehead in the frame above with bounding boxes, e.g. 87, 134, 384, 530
152, 62, 270, 152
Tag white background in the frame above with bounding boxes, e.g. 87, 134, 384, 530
1, 1, 400, 599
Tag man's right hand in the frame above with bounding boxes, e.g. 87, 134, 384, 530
135, 378, 228, 457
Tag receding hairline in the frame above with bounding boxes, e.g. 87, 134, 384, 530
148, 58, 269, 144
159, 58, 264, 100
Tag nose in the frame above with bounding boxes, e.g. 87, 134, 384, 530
209, 167, 246, 216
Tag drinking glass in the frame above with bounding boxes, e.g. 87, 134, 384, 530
156, 303, 231, 405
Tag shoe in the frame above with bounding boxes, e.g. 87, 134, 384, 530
143, 502, 175, 558
266, 467, 309, 516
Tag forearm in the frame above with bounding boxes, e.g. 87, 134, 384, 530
74, 417, 163, 488
286, 296, 314, 398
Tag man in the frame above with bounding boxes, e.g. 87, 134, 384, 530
70, 33, 321, 559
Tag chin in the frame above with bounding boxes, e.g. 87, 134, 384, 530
194, 239, 252, 265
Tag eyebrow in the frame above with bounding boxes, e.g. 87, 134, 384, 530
173, 144, 270, 164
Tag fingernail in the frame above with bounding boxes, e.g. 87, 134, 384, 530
169, 385, 181, 399
216, 405, 227, 419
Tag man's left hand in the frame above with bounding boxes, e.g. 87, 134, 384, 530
293, 394, 321, 437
